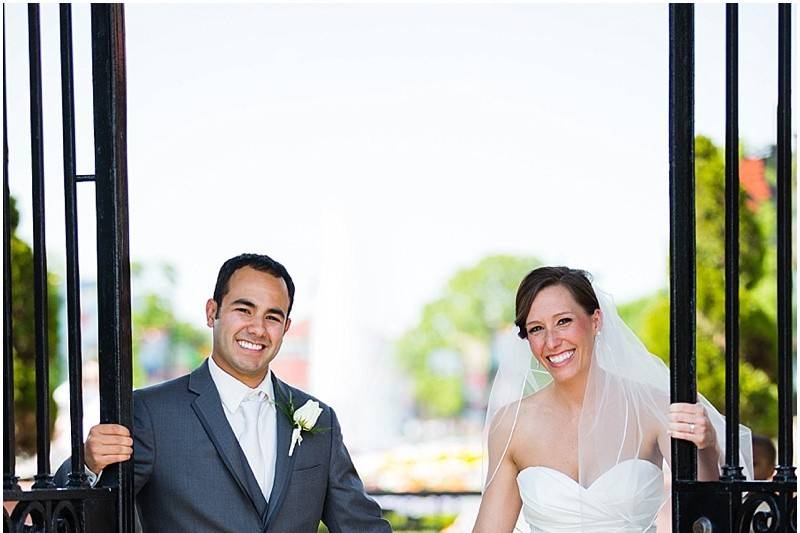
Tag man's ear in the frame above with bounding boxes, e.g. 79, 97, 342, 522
283, 317, 292, 334
205, 299, 218, 328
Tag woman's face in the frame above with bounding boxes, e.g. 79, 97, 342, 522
524, 284, 601, 384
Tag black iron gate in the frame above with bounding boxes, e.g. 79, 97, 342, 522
669, 4, 797, 532
3, 4, 134, 532
3, 3, 797, 533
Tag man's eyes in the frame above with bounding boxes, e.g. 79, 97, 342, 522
233, 308, 281, 321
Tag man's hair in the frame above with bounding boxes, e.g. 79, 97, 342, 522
514, 266, 599, 339
212, 253, 295, 318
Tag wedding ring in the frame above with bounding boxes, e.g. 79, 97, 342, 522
689, 423, 695, 434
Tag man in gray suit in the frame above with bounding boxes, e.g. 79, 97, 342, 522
75, 253, 391, 532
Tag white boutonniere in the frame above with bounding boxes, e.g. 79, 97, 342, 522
275, 391, 326, 456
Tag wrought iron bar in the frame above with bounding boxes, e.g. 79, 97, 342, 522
60, 2, 89, 488
721, 2, 744, 482
673, 477, 797, 532
91, 4, 134, 531
28, 3, 54, 490
76, 174, 95, 182
668, 4, 697, 493
774, 2, 796, 484
3, 4, 20, 492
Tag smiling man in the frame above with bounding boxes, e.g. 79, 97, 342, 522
62, 253, 390, 533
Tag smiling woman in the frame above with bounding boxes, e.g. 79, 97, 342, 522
520, 279, 600, 385
473, 266, 753, 533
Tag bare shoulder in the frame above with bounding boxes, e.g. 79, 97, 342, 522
504, 387, 557, 464
518, 385, 556, 421
488, 385, 552, 428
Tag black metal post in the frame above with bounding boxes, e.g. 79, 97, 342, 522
91, 4, 134, 531
721, 2, 745, 483
3, 4, 20, 492
774, 2, 796, 485
28, 3, 55, 490
60, 3, 89, 488
668, 3, 697, 493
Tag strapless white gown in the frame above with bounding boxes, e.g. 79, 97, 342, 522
516, 459, 664, 532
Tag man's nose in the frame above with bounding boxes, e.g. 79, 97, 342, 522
247, 316, 268, 336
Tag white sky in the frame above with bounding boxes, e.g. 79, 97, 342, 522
4, 3, 793, 339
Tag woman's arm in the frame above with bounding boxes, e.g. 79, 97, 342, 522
665, 402, 721, 481
473, 416, 523, 533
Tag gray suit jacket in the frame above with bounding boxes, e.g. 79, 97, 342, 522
62, 360, 391, 533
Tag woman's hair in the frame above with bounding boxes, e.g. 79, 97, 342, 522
514, 266, 599, 339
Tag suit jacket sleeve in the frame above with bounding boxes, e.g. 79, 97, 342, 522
132, 391, 155, 496
53, 393, 155, 492
321, 408, 392, 533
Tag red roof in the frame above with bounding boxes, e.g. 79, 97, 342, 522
740, 158, 770, 210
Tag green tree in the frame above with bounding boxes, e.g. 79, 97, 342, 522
395, 255, 540, 417
620, 136, 780, 437
8, 196, 61, 456
131, 261, 210, 387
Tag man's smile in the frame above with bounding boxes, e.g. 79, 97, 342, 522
237, 339, 265, 351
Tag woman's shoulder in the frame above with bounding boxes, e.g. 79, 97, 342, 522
486, 386, 553, 439
520, 384, 555, 412
513, 386, 559, 435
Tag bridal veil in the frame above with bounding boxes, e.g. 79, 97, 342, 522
482, 283, 754, 529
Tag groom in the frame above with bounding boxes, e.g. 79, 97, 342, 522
68, 253, 391, 532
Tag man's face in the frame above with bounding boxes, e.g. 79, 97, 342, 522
206, 266, 291, 388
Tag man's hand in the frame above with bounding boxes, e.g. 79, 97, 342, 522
85, 424, 133, 474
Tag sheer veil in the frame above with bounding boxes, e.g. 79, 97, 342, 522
482, 284, 753, 528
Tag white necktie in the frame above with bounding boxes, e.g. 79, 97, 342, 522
239, 393, 266, 496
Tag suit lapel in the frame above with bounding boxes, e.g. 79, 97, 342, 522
263, 374, 298, 530
189, 360, 268, 517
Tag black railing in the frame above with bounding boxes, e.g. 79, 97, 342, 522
3, 4, 19, 496
3, 4, 134, 532
60, 3, 89, 490
774, 2, 794, 487
720, 2, 745, 484
668, 2, 698, 486
669, 3, 797, 532
28, 3, 55, 492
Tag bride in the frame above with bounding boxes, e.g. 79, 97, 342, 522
472, 266, 752, 533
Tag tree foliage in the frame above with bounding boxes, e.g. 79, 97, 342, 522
8, 196, 61, 456
395, 255, 540, 417
619, 136, 780, 437
131, 262, 210, 387
8, 194, 209, 455
395, 136, 785, 435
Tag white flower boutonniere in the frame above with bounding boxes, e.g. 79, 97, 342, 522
276, 391, 326, 456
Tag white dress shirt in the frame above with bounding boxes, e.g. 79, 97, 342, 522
208, 355, 277, 502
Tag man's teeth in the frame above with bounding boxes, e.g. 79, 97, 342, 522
548, 350, 574, 364
238, 340, 264, 350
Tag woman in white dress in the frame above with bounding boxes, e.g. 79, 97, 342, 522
473, 267, 752, 533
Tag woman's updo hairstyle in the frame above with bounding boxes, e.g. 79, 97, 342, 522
514, 266, 599, 339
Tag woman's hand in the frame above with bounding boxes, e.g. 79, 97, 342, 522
668, 402, 717, 450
